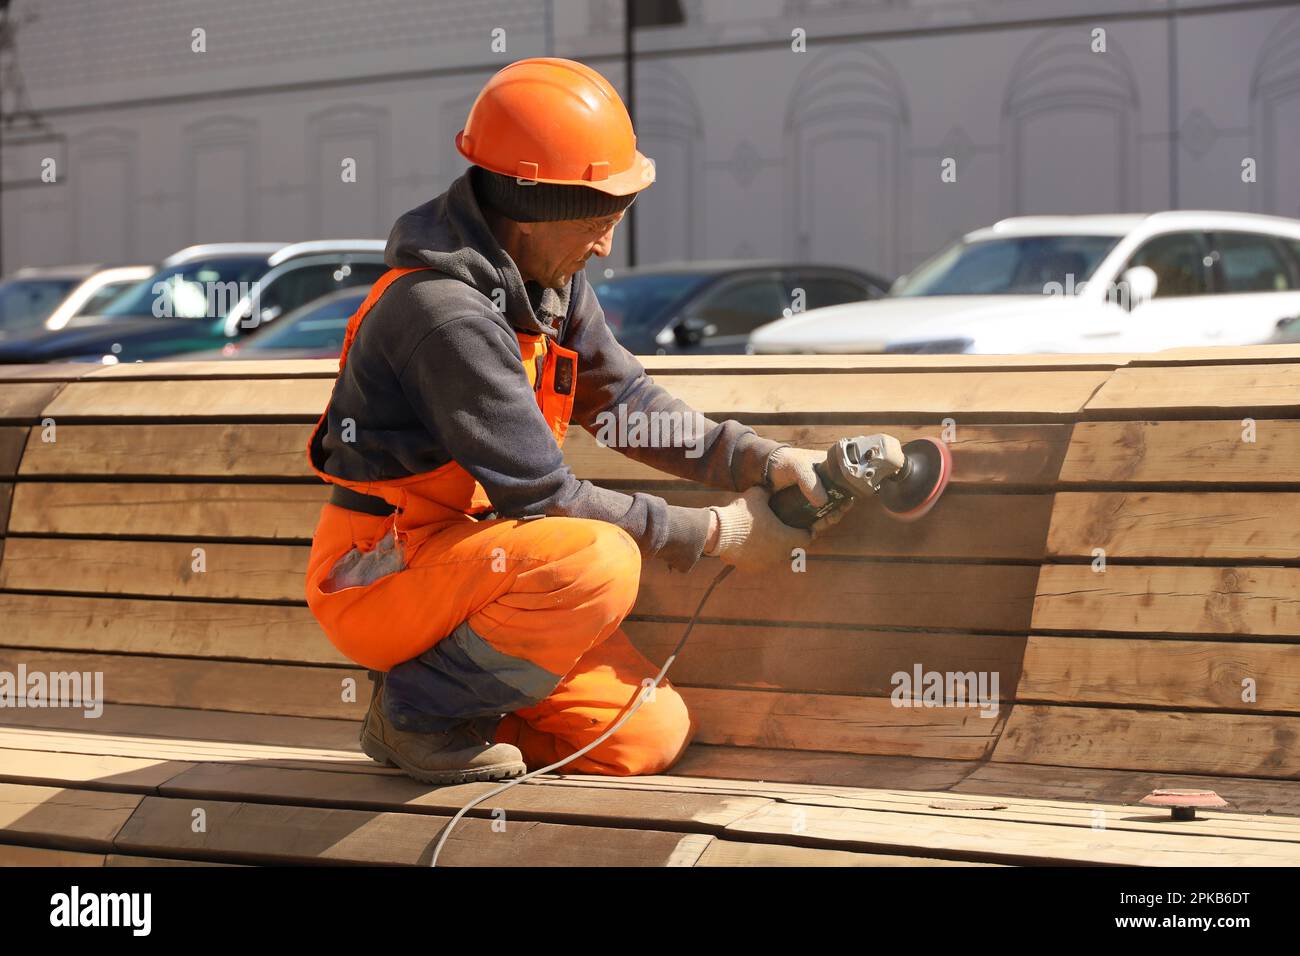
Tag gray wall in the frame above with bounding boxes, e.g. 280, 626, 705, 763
2, 0, 1295, 279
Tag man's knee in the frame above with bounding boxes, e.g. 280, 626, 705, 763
543, 518, 642, 618
601, 684, 694, 776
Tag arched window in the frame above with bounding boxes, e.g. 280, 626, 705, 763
73, 127, 137, 261
185, 116, 258, 243
1250, 9, 1300, 217
1001, 30, 1139, 214
306, 104, 391, 237
785, 47, 909, 274
632, 61, 704, 264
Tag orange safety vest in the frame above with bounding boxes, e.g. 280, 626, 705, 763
306, 266, 578, 544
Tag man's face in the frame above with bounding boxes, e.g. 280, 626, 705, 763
519, 211, 624, 289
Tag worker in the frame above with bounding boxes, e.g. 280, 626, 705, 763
304, 57, 848, 785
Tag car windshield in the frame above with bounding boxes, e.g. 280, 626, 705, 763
896, 235, 1122, 296
243, 291, 365, 352
72, 280, 141, 317
593, 272, 713, 335
0, 278, 80, 333
97, 257, 269, 320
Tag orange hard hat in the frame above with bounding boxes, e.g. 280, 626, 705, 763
456, 57, 654, 196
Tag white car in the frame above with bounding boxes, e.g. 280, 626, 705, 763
750, 211, 1300, 354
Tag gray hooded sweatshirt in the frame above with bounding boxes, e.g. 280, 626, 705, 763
312, 167, 784, 572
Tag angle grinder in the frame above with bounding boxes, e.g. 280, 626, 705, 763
768, 435, 953, 528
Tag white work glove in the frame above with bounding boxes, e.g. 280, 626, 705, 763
762, 445, 832, 506
704, 485, 848, 572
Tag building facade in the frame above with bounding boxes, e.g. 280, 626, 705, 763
2, 0, 1296, 280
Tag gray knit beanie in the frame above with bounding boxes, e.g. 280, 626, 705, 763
471, 164, 638, 223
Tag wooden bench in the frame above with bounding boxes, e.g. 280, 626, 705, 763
1, 349, 1299, 867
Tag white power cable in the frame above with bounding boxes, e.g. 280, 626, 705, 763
428, 563, 735, 867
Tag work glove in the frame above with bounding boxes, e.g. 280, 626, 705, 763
763, 445, 832, 505
762, 443, 859, 519
704, 485, 848, 573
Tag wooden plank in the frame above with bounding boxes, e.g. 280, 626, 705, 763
0, 844, 106, 866
0, 365, 95, 382
40, 370, 1109, 421
0, 727, 369, 771
0, 383, 63, 422
18, 421, 1070, 486
0, 427, 24, 476
637, 354, 1133, 372
114, 795, 714, 866
658, 370, 1112, 417
1032, 564, 1300, 637
636, 561, 1039, 633
1086, 363, 1300, 415
725, 800, 1300, 866
18, 423, 315, 478
158, 763, 769, 830
694, 841, 994, 866
15, 480, 1044, 559
1017, 636, 1300, 712
0, 702, 359, 753
1047, 492, 1300, 560
104, 855, 242, 866
0, 537, 308, 600
0, 747, 192, 791
0, 650, 364, 721
954, 761, 1300, 816
625, 620, 1025, 697
0, 594, 346, 664
86, 359, 339, 379
40, 379, 331, 420
682, 688, 1004, 760
993, 704, 1300, 778
672, 745, 975, 790
78, 355, 1130, 377
1060, 420, 1300, 485
536, 774, 1300, 842
0, 783, 141, 850
0, 537, 1039, 629
8, 481, 328, 539
0, 482, 10, 535
658, 490, 1054, 561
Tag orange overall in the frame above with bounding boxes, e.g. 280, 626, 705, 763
305, 267, 696, 775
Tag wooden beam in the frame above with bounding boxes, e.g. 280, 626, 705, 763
1032, 564, 1300, 637
994, 704, 1300, 778
1086, 363, 1300, 416
1047, 492, 1300, 560
1018, 635, 1300, 711
1060, 420, 1300, 485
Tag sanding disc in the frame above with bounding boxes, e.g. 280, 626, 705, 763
878, 437, 952, 522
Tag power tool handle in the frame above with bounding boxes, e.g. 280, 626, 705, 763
768, 461, 844, 529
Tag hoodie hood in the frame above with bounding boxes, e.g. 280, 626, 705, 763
384, 168, 570, 337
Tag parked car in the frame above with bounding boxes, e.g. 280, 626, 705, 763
0, 265, 101, 340
0, 240, 388, 363
192, 286, 368, 360
43, 265, 156, 331
749, 211, 1300, 354
591, 260, 888, 355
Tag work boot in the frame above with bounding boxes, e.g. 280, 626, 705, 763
360, 674, 526, 784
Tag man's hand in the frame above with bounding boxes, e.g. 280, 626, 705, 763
764, 446, 831, 507
703, 485, 848, 572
